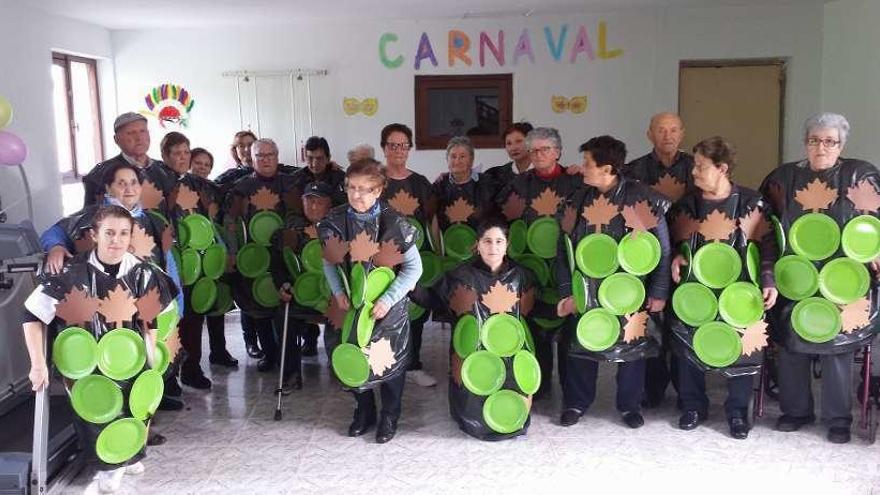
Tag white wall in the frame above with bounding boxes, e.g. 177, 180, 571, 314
0, 0, 114, 230
822, 0, 880, 163
110, 3, 825, 183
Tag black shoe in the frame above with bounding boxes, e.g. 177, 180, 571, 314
560, 408, 583, 427
146, 432, 167, 446
257, 358, 275, 372
280, 375, 302, 396
678, 410, 707, 430
776, 414, 815, 432
164, 377, 182, 398
301, 342, 318, 357
348, 408, 377, 437
729, 417, 750, 439
622, 411, 644, 429
181, 372, 212, 390
376, 416, 398, 444
209, 351, 239, 368
246, 344, 264, 359
827, 427, 851, 444
158, 396, 184, 411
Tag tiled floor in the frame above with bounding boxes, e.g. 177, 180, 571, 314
66, 313, 880, 494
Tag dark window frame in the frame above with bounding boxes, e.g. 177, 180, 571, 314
413, 74, 513, 150
52, 52, 104, 182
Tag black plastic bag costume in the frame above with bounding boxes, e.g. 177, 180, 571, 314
24, 251, 178, 469
666, 184, 777, 377
555, 177, 671, 362
759, 158, 880, 354
412, 258, 539, 440
318, 201, 417, 391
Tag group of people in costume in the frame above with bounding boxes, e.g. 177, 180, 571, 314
19, 107, 880, 492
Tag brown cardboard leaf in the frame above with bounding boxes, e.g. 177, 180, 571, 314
349, 230, 380, 263
480, 280, 518, 315
794, 178, 837, 212
699, 210, 737, 242
54, 286, 99, 327
582, 195, 619, 233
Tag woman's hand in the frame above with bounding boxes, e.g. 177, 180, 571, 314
371, 300, 390, 319
279, 286, 292, 303
671, 254, 687, 284
565, 164, 584, 175
46, 246, 72, 274
557, 297, 574, 317
29, 364, 49, 391
334, 293, 351, 312
763, 287, 779, 310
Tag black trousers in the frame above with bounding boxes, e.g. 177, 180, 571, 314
242, 313, 276, 362
272, 308, 302, 379
407, 315, 428, 371
241, 311, 258, 347
777, 347, 853, 428
302, 323, 320, 348
562, 355, 645, 413
532, 325, 567, 394
179, 312, 229, 376
644, 316, 678, 401
676, 355, 752, 419
353, 372, 406, 420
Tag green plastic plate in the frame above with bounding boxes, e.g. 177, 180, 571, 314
693, 321, 742, 368
52, 327, 98, 379
70, 374, 123, 424
576, 308, 621, 351
789, 213, 840, 261
617, 231, 661, 276
97, 329, 146, 381
95, 417, 147, 464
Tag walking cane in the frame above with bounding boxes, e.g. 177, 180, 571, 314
275, 283, 292, 421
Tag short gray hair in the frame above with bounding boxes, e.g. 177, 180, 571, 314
252, 138, 279, 155
804, 112, 850, 147
446, 136, 474, 159
526, 127, 562, 152
346, 143, 375, 161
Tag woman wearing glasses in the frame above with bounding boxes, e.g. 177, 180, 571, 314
379, 123, 438, 388
495, 127, 582, 398
318, 158, 422, 443
760, 113, 880, 444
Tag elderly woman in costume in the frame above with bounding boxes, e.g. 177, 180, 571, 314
23, 205, 178, 493
667, 136, 778, 439
495, 127, 582, 398
378, 123, 438, 388
760, 113, 880, 444
319, 158, 422, 444
555, 135, 671, 429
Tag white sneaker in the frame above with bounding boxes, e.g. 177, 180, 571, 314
125, 461, 145, 475
96, 466, 125, 493
407, 369, 437, 387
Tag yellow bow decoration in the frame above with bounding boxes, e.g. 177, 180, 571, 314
551, 96, 588, 114
343, 97, 378, 116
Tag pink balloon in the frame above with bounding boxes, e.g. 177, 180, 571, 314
0, 130, 27, 165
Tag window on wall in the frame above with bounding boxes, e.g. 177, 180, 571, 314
51, 52, 104, 213
414, 74, 513, 150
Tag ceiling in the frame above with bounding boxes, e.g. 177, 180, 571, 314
32, 0, 818, 29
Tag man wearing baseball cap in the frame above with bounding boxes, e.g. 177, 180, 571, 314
81, 112, 173, 210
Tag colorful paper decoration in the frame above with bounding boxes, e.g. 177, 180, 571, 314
141, 84, 195, 129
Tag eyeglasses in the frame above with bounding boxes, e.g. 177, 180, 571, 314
529, 146, 557, 155
255, 152, 278, 159
806, 138, 841, 149
385, 142, 411, 151
346, 185, 379, 195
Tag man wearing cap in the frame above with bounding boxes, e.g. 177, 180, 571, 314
82, 112, 173, 211
273, 181, 335, 392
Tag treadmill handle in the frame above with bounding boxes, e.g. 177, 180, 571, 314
30, 337, 49, 493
